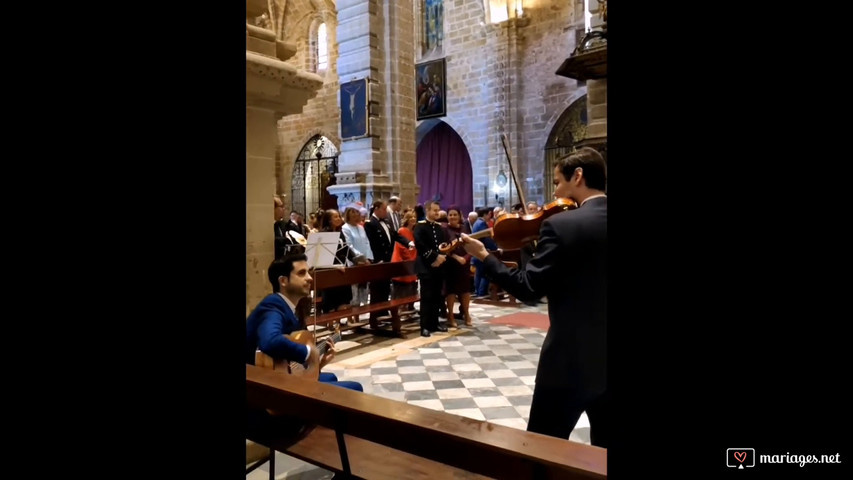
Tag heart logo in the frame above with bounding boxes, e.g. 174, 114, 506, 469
734, 451, 747, 463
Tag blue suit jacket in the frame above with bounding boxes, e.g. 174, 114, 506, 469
471, 218, 497, 265
245, 293, 308, 365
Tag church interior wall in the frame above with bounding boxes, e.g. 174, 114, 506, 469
272, 0, 593, 212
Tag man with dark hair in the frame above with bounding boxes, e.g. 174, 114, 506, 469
246, 253, 363, 392
387, 195, 403, 231
364, 199, 414, 326
413, 200, 449, 337
460, 147, 608, 447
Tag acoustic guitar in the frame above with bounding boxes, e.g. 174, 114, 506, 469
254, 324, 342, 417
254, 325, 342, 380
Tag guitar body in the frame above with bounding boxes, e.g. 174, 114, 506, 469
255, 328, 339, 417
254, 326, 343, 380
254, 330, 321, 380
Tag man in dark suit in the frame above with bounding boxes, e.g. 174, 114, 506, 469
388, 195, 403, 231
274, 197, 288, 260
286, 210, 309, 237
461, 147, 607, 447
364, 200, 414, 325
413, 200, 449, 337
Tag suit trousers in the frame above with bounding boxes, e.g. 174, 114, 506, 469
368, 278, 392, 322
526, 384, 609, 448
418, 275, 443, 331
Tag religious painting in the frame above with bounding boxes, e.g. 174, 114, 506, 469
340, 78, 368, 140
416, 58, 446, 120
422, 0, 444, 56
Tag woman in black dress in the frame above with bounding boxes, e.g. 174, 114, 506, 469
442, 207, 474, 327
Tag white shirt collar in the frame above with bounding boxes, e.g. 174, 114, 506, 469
276, 292, 297, 313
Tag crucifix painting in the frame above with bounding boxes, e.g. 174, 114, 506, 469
340, 78, 368, 140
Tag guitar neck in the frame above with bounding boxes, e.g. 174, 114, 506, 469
317, 332, 342, 356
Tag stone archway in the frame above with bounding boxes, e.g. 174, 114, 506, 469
291, 134, 339, 217
543, 96, 588, 200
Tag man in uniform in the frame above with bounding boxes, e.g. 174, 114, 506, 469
413, 200, 448, 337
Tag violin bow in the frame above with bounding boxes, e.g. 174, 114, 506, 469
499, 134, 538, 249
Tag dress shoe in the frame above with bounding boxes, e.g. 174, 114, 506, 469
434, 325, 448, 332
421, 328, 431, 337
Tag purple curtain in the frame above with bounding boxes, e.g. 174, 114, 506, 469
416, 122, 473, 215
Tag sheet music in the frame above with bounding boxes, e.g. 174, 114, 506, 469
305, 232, 343, 268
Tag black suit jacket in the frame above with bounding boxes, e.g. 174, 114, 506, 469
364, 215, 409, 263
274, 220, 288, 259
482, 196, 607, 393
286, 220, 308, 237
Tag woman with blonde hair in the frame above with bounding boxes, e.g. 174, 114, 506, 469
341, 207, 373, 306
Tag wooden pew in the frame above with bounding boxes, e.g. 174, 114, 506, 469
472, 249, 521, 308
310, 260, 420, 338
246, 365, 607, 479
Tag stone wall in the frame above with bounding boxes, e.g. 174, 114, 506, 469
276, 0, 341, 211
273, 0, 594, 212
415, 0, 585, 208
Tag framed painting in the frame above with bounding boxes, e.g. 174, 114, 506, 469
416, 58, 446, 120
340, 78, 369, 140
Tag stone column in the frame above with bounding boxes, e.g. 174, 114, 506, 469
246, 0, 323, 314
491, 13, 529, 209
583, 1, 607, 155
585, 79, 607, 149
330, 0, 416, 208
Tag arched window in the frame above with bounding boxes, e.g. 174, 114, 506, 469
317, 23, 328, 71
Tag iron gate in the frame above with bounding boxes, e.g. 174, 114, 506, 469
291, 135, 339, 217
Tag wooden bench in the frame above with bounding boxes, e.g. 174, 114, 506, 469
246, 365, 607, 479
472, 249, 522, 308
309, 260, 420, 338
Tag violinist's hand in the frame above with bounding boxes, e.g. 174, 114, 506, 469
454, 254, 466, 265
460, 234, 489, 260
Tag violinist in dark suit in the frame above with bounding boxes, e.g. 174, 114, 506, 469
460, 147, 608, 447
364, 200, 414, 323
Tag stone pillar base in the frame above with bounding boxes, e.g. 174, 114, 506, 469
327, 172, 396, 210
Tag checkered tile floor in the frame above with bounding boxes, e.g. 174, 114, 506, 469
323, 301, 591, 444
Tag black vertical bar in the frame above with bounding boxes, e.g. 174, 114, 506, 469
268, 447, 275, 480
334, 428, 352, 478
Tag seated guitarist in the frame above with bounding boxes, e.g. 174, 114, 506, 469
246, 253, 363, 392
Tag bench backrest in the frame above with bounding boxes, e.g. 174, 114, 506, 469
246, 365, 607, 479
311, 260, 416, 290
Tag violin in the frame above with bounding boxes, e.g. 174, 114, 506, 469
438, 197, 577, 254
